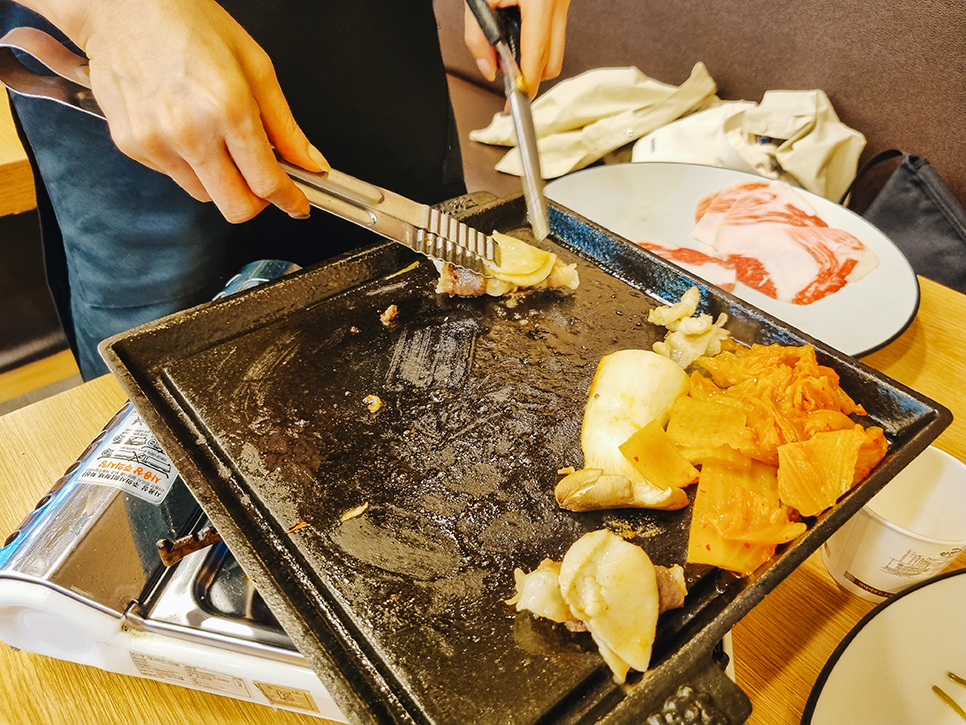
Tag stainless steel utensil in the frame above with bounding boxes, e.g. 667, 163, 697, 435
277, 155, 499, 276
0, 27, 499, 276
464, 2, 551, 240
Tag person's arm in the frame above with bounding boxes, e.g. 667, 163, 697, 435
463, 0, 571, 96
14, 0, 328, 223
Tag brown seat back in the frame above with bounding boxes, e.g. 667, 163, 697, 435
435, 0, 966, 209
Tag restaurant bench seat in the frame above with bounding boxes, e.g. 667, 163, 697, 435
0, 93, 69, 379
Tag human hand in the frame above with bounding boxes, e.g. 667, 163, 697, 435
463, 0, 571, 97
44, 0, 327, 223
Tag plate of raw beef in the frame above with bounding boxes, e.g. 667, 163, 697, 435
545, 162, 918, 356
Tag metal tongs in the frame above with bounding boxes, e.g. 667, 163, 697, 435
465, 1, 550, 241
0, 27, 500, 276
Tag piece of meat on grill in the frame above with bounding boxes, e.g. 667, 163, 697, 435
434, 231, 579, 298
507, 530, 688, 683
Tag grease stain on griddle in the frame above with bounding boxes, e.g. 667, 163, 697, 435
329, 508, 462, 580
383, 317, 479, 390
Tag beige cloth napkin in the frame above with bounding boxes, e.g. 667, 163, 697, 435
632, 89, 865, 200
631, 101, 756, 165
735, 90, 865, 201
469, 63, 718, 179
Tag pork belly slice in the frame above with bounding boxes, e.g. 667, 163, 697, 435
637, 239, 737, 292
695, 181, 879, 304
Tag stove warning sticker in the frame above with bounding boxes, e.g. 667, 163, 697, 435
254, 681, 320, 713
130, 651, 250, 698
76, 411, 178, 504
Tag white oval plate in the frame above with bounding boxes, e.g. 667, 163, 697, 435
545, 162, 919, 356
803, 569, 966, 725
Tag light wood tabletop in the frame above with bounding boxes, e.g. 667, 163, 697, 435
0, 276, 963, 725
0, 91, 36, 217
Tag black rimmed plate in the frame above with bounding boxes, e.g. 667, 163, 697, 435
545, 162, 920, 356
803, 568, 966, 724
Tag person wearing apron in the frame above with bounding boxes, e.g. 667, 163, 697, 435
0, 0, 570, 379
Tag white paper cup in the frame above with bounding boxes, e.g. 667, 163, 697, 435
822, 446, 966, 602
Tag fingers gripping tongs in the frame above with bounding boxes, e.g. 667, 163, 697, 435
0, 27, 500, 276
465, 2, 550, 241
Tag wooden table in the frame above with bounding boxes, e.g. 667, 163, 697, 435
0, 91, 36, 217
1, 276, 964, 725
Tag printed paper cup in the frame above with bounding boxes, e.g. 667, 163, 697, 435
823, 446, 966, 602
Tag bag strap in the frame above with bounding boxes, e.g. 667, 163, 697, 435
838, 148, 905, 206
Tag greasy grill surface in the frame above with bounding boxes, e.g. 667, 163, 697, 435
102, 195, 951, 725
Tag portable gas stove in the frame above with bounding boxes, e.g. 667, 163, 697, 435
0, 261, 343, 720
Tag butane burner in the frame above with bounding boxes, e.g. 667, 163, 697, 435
0, 262, 345, 720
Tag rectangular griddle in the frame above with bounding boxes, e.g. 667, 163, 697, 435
101, 193, 951, 725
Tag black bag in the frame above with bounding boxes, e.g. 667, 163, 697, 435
848, 151, 966, 295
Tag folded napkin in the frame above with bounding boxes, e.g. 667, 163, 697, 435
741, 90, 865, 201
472, 60, 866, 201
632, 89, 865, 200
470, 63, 718, 179
630, 100, 756, 165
